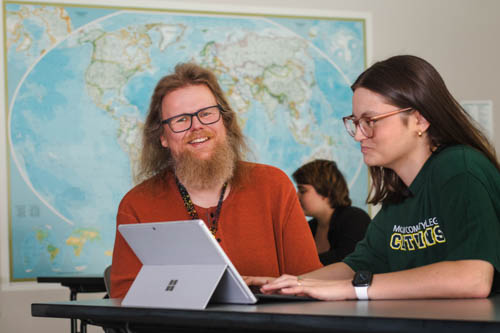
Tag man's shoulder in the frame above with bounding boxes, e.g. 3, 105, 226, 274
239, 161, 289, 178
235, 161, 293, 192
121, 172, 173, 203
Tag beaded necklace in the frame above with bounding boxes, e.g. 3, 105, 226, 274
175, 177, 227, 240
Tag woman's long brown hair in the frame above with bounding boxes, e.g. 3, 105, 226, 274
352, 55, 499, 205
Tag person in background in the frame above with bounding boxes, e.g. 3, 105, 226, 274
110, 63, 322, 298
246, 55, 500, 301
292, 159, 370, 265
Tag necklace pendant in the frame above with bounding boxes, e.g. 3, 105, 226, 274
176, 177, 226, 240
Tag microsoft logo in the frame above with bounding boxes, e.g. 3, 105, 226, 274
166, 279, 178, 291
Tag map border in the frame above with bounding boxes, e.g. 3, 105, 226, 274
1, 0, 372, 285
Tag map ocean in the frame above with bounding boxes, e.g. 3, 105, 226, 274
6, 5, 367, 280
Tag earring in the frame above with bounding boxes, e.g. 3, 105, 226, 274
418, 131, 422, 137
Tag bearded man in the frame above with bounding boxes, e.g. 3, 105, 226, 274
110, 63, 322, 298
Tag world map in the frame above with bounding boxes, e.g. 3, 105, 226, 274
5, 3, 368, 280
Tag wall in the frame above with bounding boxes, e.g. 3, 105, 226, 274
1, 0, 499, 332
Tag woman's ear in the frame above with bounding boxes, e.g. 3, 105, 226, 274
414, 111, 430, 133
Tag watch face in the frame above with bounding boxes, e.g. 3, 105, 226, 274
353, 271, 373, 287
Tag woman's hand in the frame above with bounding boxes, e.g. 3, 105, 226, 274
260, 274, 356, 301
242, 276, 276, 287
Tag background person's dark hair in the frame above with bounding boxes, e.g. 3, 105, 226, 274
352, 55, 499, 205
292, 159, 352, 208
138, 62, 248, 183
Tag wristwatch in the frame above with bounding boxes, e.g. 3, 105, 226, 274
352, 271, 373, 300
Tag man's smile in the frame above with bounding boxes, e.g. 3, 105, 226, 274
188, 136, 209, 144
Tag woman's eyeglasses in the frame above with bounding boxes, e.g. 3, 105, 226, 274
342, 107, 413, 138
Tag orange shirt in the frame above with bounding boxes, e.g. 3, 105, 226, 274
110, 162, 322, 298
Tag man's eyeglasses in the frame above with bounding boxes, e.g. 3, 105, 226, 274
161, 105, 223, 133
342, 107, 413, 138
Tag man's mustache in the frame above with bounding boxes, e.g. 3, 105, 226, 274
183, 130, 213, 144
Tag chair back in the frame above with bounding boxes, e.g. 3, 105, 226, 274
104, 265, 112, 296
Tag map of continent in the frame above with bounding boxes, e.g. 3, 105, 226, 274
5, 3, 368, 280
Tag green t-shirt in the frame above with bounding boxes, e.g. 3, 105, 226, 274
344, 145, 500, 277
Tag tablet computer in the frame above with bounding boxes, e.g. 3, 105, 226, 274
118, 220, 257, 309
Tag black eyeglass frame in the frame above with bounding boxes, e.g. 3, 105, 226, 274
161, 104, 223, 133
342, 107, 414, 138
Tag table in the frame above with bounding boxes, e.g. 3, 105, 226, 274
32, 295, 500, 333
36, 276, 107, 333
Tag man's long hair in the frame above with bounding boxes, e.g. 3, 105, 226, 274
138, 63, 248, 183
352, 55, 499, 205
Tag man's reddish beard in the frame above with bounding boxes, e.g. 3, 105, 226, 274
173, 132, 236, 190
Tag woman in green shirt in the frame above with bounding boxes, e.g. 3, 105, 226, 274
246, 55, 500, 300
